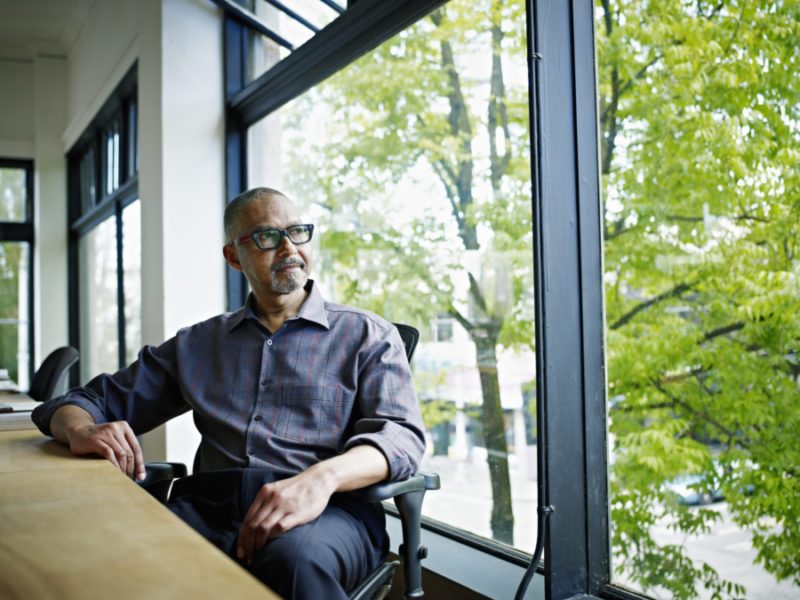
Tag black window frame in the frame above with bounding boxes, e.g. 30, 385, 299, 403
0, 157, 35, 385
67, 65, 139, 381
219, 1, 642, 598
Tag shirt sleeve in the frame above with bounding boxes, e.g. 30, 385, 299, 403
343, 326, 427, 481
31, 338, 189, 437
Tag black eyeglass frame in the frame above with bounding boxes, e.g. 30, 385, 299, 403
228, 223, 315, 250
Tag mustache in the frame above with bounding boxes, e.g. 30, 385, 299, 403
272, 257, 306, 273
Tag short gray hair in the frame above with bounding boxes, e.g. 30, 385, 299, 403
224, 187, 287, 242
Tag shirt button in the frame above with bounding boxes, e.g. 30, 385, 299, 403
253, 415, 262, 421
267, 339, 273, 346
260, 379, 267, 385
247, 449, 254, 456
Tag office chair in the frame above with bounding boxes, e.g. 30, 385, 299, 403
28, 346, 80, 402
139, 323, 439, 599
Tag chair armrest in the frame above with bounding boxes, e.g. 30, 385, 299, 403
141, 461, 188, 486
348, 472, 440, 503
138, 462, 188, 503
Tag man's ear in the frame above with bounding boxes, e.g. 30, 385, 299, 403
223, 244, 243, 272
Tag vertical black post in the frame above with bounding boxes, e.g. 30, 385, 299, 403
67, 153, 82, 386
117, 102, 130, 369
529, 0, 608, 598
224, 14, 249, 311
22, 160, 36, 384
115, 204, 126, 369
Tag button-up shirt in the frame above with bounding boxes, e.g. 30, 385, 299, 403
32, 281, 426, 481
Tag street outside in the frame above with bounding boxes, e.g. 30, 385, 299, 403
418, 451, 800, 600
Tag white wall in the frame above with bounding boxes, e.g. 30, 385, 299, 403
0, 59, 35, 157
138, 0, 225, 466
63, 0, 138, 150
34, 56, 69, 363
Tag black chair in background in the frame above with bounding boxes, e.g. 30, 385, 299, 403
29, 346, 79, 402
140, 324, 439, 600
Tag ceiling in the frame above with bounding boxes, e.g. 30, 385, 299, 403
0, 0, 94, 61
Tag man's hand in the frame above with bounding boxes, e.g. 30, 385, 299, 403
236, 444, 390, 564
237, 468, 335, 564
50, 404, 145, 481
66, 421, 145, 481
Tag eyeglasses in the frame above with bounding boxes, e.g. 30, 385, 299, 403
229, 224, 315, 251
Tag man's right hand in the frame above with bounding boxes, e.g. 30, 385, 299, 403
50, 405, 145, 481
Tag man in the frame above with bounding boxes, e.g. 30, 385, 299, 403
32, 187, 426, 599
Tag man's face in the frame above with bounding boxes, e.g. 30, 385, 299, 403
223, 194, 312, 297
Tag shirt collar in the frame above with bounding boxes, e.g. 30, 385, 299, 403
225, 279, 330, 332
296, 279, 330, 330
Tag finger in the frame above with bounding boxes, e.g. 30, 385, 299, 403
237, 500, 264, 562
240, 499, 278, 563
121, 426, 144, 480
96, 439, 123, 473
108, 432, 132, 477
268, 514, 302, 540
106, 430, 135, 478
114, 423, 136, 478
247, 509, 281, 563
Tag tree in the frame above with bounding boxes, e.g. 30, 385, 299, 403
598, 0, 800, 597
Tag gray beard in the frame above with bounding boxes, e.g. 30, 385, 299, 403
271, 268, 307, 294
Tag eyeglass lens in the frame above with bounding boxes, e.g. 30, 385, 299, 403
253, 225, 312, 249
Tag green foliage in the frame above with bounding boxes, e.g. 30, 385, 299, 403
420, 397, 459, 431
600, 0, 800, 596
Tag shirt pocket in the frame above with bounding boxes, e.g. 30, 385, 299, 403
275, 385, 353, 448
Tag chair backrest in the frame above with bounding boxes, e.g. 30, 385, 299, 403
393, 323, 419, 362
29, 346, 80, 402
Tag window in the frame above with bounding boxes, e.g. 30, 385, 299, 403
243, 0, 344, 84
224, 1, 611, 598
244, 0, 537, 553
434, 315, 454, 344
68, 67, 140, 383
0, 159, 33, 389
598, 2, 800, 599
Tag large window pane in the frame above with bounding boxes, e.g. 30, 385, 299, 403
248, 0, 537, 552
0, 242, 30, 389
122, 201, 141, 365
0, 166, 27, 221
598, 1, 800, 599
79, 219, 119, 381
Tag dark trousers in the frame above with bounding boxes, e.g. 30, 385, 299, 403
167, 468, 388, 599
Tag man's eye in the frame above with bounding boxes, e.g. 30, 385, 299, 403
256, 231, 279, 244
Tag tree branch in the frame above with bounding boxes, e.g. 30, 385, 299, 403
605, 219, 640, 241
702, 322, 744, 343
649, 377, 739, 443
610, 282, 694, 330
448, 304, 474, 333
666, 213, 769, 224
468, 271, 489, 317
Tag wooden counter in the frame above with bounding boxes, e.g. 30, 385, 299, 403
0, 429, 276, 599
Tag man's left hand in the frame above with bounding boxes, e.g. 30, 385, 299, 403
236, 445, 390, 564
236, 469, 335, 564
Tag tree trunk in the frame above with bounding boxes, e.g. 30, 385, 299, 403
473, 327, 514, 544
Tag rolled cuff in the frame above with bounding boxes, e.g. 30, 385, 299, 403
31, 396, 108, 438
344, 421, 425, 482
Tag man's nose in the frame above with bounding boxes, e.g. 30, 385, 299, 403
276, 234, 298, 255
